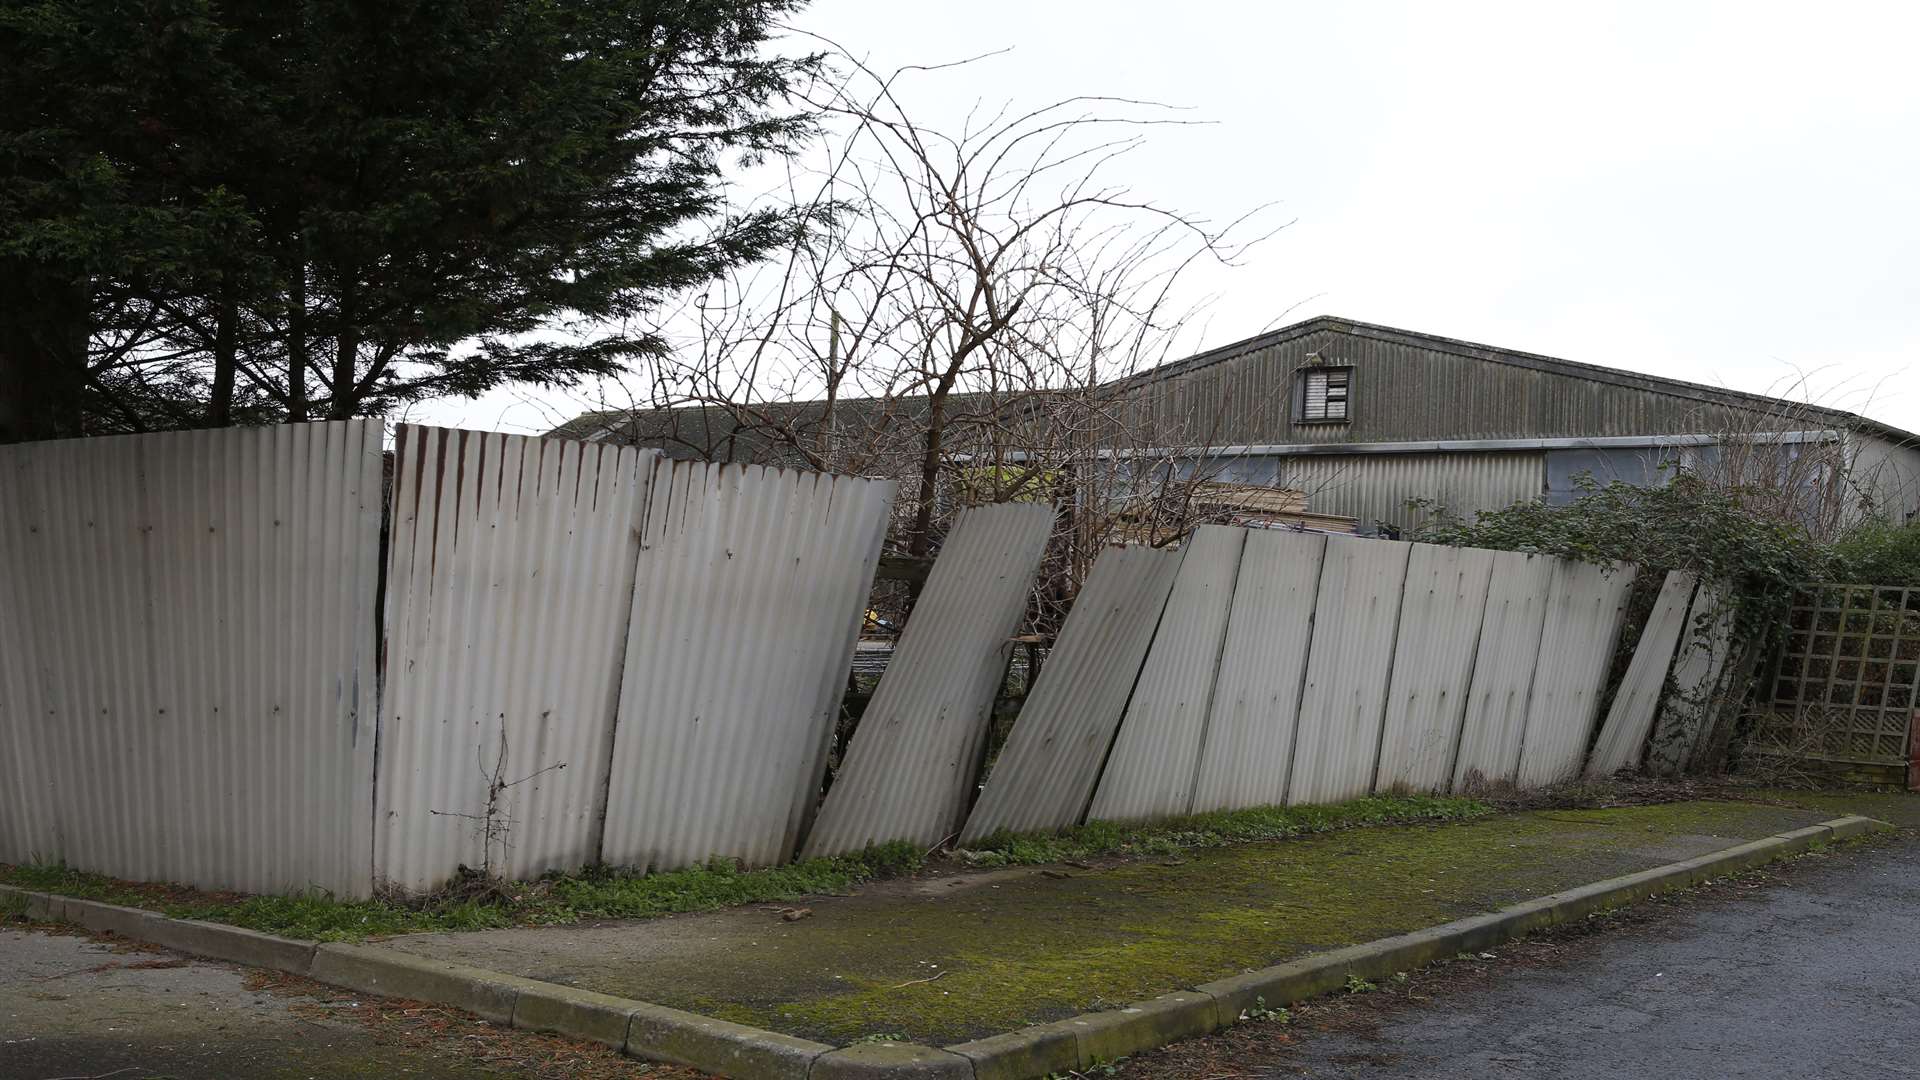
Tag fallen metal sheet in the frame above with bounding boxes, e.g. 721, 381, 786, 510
1646, 581, 1736, 776
959, 545, 1183, 842
802, 503, 1054, 857
1374, 544, 1499, 793
374, 426, 658, 891
600, 461, 894, 871
1087, 526, 1248, 822
1586, 570, 1698, 778
1287, 536, 1414, 805
1451, 551, 1556, 790
1514, 559, 1636, 787
1188, 529, 1327, 813
0, 422, 383, 897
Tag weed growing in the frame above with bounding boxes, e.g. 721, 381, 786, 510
956, 794, 1491, 867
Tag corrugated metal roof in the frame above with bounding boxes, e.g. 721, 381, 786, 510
1586, 570, 1696, 778
1087, 526, 1247, 822
1648, 582, 1736, 775
1287, 536, 1413, 804
599, 461, 894, 871
1452, 551, 1556, 789
1514, 560, 1636, 787
802, 503, 1054, 857
1374, 544, 1498, 793
374, 426, 658, 891
0, 422, 383, 897
959, 545, 1183, 842
1188, 529, 1327, 813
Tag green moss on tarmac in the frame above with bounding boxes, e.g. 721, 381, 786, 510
471, 799, 1833, 1045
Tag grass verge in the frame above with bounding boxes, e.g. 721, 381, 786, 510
0, 794, 1489, 942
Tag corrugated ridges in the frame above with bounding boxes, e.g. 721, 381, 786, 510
1514, 560, 1636, 787
600, 460, 893, 871
0, 423, 382, 896
1189, 529, 1326, 813
1088, 527, 1247, 822
802, 503, 1054, 857
1647, 582, 1736, 776
959, 545, 1183, 842
1287, 536, 1413, 804
1270, 452, 1545, 533
1374, 544, 1497, 793
1452, 551, 1556, 789
374, 426, 657, 892
1587, 570, 1697, 777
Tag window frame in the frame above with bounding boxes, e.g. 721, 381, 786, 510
1293, 365, 1355, 425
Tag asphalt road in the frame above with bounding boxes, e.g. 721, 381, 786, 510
1155, 835, 1920, 1080
0, 925, 655, 1080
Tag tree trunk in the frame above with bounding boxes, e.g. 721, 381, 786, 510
286, 263, 308, 423
206, 295, 237, 426
907, 392, 946, 559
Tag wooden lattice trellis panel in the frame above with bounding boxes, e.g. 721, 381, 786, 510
1751, 584, 1920, 770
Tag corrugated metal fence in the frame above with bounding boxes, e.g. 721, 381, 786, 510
1, 420, 1695, 898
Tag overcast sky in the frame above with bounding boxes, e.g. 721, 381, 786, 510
418, 0, 1920, 436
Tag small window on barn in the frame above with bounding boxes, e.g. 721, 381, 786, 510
1296, 366, 1352, 423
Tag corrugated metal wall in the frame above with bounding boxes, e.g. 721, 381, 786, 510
804, 503, 1054, 857
1374, 544, 1497, 793
1123, 323, 1766, 447
0, 423, 383, 896
1087, 527, 1246, 821
1214, 450, 1544, 532
1648, 582, 1737, 775
599, 461, 894, 872
1514, 560, 1635, 787
1287, 537, 1414, 805
374, 426, 659, 891
1189, 529, 1325, 812
959, 545, 1183, 842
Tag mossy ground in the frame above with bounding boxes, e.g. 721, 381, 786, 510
382, 797, 1883, 1046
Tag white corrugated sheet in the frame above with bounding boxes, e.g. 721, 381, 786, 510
1647, 582, 1736, 775
0, 423, 383, 896
1374, 544, 1497, 793
1087, 527, 1247, 822
1451, 551, 1556, 789
599, 461, 893, 871
1586, 570, 1696, 778
803, 503, 1054, 857
1287, 536, 1413, 804
374, 426, 658, 891
1189, 529, 1327, 812
959, 545, 1183, 842
1514, 560, 1636, 787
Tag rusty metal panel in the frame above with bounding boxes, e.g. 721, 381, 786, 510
1587, 571, 1697, 778
0, 423, 383, 897
1088, 526, 1247, 822
959, 545, 1183, 842
1374, 544, 1498, 793
1514, 560, 1636, 787
1452, 551, 1556, 789
1647, 581, 1737, 775
373, 426, 658, 892
802, 503, 1054, 857
599, 461, 894, 871
1188, 529, 1326, 813
1287, 536, 1413, 804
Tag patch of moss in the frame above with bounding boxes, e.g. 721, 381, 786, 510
617, 799, 1833, 1044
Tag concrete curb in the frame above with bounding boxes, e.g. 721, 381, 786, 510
0, 814, 1893, 1079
